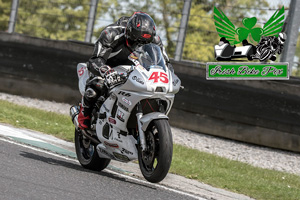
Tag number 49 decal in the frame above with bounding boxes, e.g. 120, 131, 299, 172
148, 72, 169, 83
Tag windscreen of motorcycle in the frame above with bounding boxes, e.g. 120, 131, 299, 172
133, 44, 167, 71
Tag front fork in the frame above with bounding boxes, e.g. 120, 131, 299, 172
136, 102, 147, 151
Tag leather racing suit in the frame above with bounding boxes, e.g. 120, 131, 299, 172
78, 16, 170, 129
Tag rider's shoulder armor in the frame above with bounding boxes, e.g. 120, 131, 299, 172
98, 16, 129, 48
116, 16, 130, 27
99, 26, 125, 48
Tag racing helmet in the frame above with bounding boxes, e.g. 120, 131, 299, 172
278, 32, 287, 44
125, 12, 156, 49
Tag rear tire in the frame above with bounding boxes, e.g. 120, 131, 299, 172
138, 119, 173, 183
75, 129, 110, 171
270, 55, 277, 61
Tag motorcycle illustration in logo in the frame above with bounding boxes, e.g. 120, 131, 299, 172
213, 6, 286, 62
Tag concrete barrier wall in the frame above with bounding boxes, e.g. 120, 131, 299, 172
170, 63, 300, 152
1, 32, 299, 152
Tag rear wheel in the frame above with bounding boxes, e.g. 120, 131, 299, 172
75, 129, 110, 171
138, 119, 173, 183
270, 55, 277, 61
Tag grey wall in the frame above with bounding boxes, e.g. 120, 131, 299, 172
171, 62, 300, 152
1, 32, 300, 152
0, 32, 90, 102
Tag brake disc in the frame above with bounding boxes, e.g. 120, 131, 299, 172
142, 131, 156, 166
82, 136, 91, 148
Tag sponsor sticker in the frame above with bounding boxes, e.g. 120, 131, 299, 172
118, 102, 129, 112
108, 117, 116, 124
103, 104, 110, 112
121, 148, 133, 155
132, 76, 145, 85
78, 66, 86, 77
129, 53, 138, 60
104, 141, 119, 148
117, 110, 125, 122
173, 79, 179, 86
122, 97, 132, 106
118, 91, 131, 97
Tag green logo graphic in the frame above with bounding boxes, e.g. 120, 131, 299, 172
206, 63, 289, 80
214, 6, 285, 45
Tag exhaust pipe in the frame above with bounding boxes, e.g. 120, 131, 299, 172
82, 129, 100, 145
70, 105, 80, 129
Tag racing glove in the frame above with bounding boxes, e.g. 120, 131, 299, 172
98, 65, 112, 78
104, 68, 122, 88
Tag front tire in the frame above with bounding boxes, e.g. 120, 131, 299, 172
259, 49, 271, 62
138, 119, 173, 183
75, 129, 110, 171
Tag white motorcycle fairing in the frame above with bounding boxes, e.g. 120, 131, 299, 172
72, 43, 181, 183
94, 62, 179, 162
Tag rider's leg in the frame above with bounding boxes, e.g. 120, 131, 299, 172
79, 78, 104, 129
78, 75, 106, 129
78, 87, 99, 129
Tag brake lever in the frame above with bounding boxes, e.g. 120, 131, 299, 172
119, 73, 128, 81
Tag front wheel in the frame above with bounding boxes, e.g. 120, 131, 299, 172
138, 119, 173, 183
75, 129, 110, 171
259, 48, 272, 62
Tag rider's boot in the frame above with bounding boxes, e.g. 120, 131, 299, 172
78, 104, 91, 129
78, 87, 98, 129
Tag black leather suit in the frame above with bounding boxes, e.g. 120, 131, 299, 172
83, 16, 169, 113
88, 16, 168, 76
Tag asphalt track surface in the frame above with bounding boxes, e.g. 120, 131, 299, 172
0, 139, 198, 200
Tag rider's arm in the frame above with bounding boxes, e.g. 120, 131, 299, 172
259, 37, 268, 45
88, 27, 120, 76
278, 43, 284, 54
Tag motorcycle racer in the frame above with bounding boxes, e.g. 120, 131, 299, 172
253, 32, 286, 61
78, 12, 172, 129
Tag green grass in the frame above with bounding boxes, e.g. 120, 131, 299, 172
0, 100, 74, 141
171, 145, 300, 200
1, 99, 300, 200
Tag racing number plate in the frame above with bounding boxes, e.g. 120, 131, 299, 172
148, 72, 169, 83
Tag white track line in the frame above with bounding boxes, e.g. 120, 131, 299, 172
0, 137, 206, 200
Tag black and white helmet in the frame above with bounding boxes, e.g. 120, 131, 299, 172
125, 12, 156, 49
278, 32, 287, 44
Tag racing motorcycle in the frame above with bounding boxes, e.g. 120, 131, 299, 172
256, 37, 283, 62
70, 44, 181, 183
